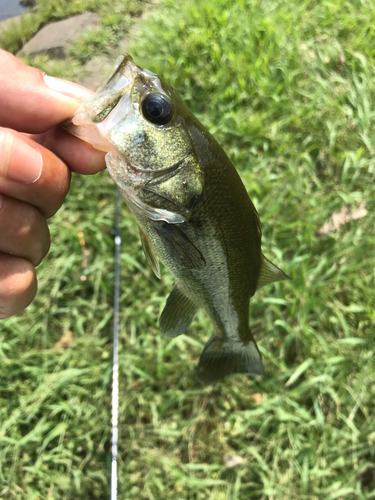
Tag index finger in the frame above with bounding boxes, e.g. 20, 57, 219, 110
30, 127, 106, 175
0, 49, 91, 133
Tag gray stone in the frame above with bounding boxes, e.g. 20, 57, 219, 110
18, 12, 100, 58
117, 37, 129, 55
78, 56, 113, 91
75, 8, 153, 91
77, 39, 131, 90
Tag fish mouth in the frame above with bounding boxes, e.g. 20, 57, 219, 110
62, 54, 142, 152
62, 54, 163, 152
96, 54, 143, 93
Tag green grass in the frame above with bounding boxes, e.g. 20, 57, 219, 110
0, 0, 143, 58
1, 0, 375, 498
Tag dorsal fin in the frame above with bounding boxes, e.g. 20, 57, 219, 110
256, 254, 291, 290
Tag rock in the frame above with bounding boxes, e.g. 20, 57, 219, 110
117, 37, 130, 55
75, 8, 152, 91
78, 56, 114, 91
18, 12, 101, 58
77, 31, 136, 90
77, 38, 130, 90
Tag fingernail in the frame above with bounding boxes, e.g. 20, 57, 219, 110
0, 132, 42, 184
44, 75, 93, 103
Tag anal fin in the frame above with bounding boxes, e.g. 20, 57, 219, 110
196, 335, 263, 385
139, 228, 161, 279
159, 285, 198, 338
256, 254, 291, 290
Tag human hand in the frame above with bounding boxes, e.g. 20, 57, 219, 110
0, 49, 106, 319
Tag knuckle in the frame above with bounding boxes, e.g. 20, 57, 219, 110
44, 166, 71, 218
25, 209, 51, 265
35, 226, 51, 266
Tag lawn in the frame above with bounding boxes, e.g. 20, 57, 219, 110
0, 0, 374, 498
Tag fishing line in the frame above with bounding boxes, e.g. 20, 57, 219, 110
111, 187, 121, 500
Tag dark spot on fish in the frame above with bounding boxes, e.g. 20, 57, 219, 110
186, 194, 200, 210
134, 130, 147, 145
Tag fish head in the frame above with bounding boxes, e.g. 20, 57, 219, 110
65, 54, 194, 173
65, 54, 205, 224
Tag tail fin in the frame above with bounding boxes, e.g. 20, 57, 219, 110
196, 335, 263, 385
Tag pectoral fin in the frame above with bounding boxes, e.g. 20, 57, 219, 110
256, 254, 291, 289
139, 229, 161, 279
118, 185, 186, 224
159, 285, 198, 337
156, 222, 205, 270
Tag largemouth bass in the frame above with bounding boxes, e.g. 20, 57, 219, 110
65, 54, 290, 384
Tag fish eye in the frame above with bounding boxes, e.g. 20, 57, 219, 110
141, 93, 174, 126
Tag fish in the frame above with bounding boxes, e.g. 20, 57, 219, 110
64, 54, 290, 384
